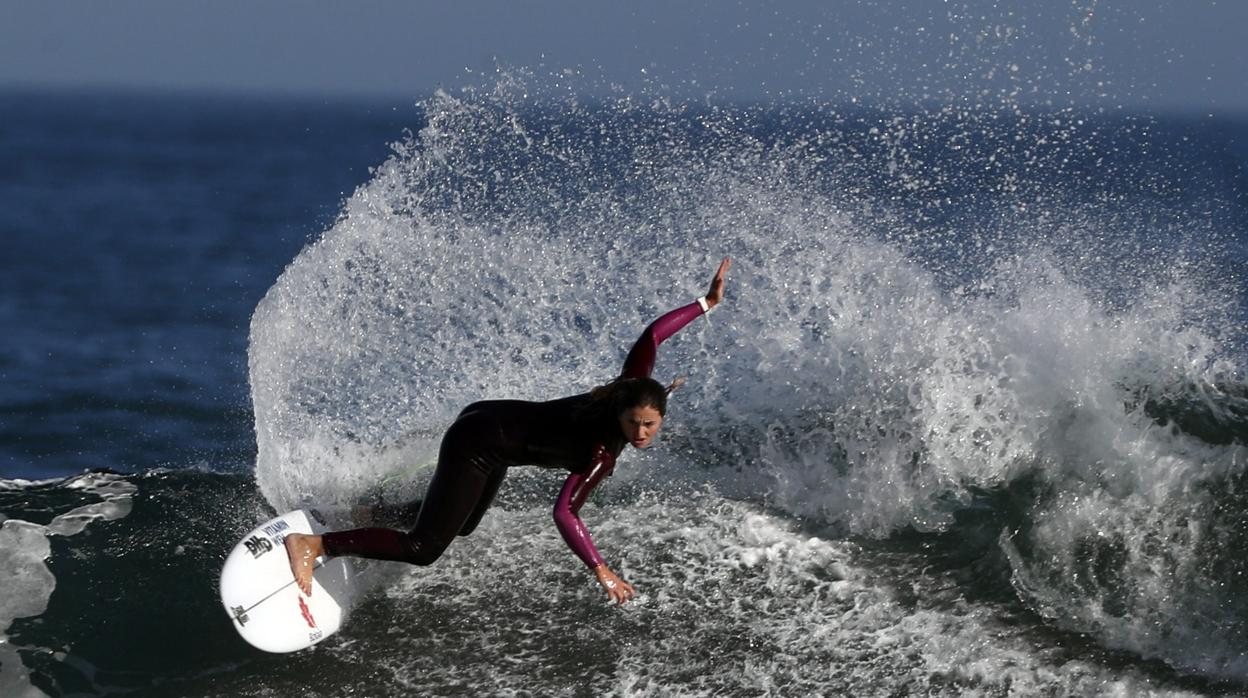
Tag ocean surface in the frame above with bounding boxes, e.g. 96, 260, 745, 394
2, 82, 1247, 697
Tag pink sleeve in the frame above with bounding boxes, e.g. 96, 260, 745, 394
620, 300, 706, 379
553, 447, 615, 568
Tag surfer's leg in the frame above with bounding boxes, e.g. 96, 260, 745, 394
458, 463, 507, 537
320, 413, 504, 566
362, 497, 423, 529
319, 466, 487, 565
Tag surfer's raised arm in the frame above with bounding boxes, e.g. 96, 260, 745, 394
620, 257, 731, 379
282, 258, 730, 609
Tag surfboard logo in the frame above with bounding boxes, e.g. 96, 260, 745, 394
298, 596, 318, 629
244, 535, 273, 558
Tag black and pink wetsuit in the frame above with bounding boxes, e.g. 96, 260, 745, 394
320, 299, 708, 569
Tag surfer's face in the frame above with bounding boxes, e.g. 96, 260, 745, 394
618, 405, 663, 449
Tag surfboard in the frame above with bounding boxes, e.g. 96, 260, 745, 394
219, 508, 355, 653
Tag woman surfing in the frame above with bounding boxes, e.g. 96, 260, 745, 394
284, 258, 731, 604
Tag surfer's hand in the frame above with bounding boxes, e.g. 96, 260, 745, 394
705, 257, 730, 309
594, 565, 636, 604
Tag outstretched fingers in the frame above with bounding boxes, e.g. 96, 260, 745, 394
706, 257, 731, 308
614, 579, 637, 604
604, 577, 636, 604
595, 565, 638, 604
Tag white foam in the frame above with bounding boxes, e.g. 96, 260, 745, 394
247, 78, 1244, 683
45, 476, 138, 536
0, 520, 54, 633
0, 473, 138, 697
0, 478, 61, 490
0, 520, 54, 698
309, 478, 1201, 695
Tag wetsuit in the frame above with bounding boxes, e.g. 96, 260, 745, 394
320, 299, 708, 569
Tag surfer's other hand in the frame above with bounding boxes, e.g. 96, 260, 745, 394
594, 565, 636, 604
705, 257, 731, 309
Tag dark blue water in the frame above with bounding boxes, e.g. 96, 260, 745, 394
1, 90, 411, 479
3, 87, 1247, 697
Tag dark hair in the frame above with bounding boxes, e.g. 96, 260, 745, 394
590, 377, 669, 417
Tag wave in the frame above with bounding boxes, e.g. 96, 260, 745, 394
11, 468, 1231, 696
247, 76, 1246, 680
0, 472, 139, 696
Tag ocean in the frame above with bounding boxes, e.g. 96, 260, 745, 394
2, 82, 1246, 697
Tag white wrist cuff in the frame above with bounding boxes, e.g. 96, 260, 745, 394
697, 296, 711, 313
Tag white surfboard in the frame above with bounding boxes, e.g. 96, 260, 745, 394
219, 509, 355, 653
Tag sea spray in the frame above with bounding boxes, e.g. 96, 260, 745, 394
248, 76, 1246, 679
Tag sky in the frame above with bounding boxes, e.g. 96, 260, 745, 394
3, 1, 1246, 113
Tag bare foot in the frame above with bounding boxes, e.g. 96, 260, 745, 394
284, 533, 323, 596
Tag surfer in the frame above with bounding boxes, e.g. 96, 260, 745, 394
284, 258, 731, 604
